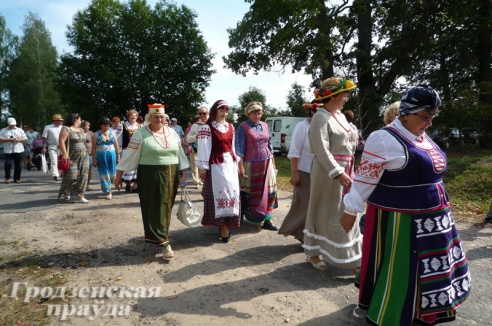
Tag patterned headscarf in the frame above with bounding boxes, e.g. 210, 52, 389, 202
399, 85, 441, 116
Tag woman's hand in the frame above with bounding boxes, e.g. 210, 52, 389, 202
93, 160, 97, 168
238, 166, 247, 179
337, 172, 352, 188
290, 171, 300, 186
199, 170, 207, 182
340, 213, 357, 233
180, 170, 187, 185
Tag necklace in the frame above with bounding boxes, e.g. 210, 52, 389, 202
146, 126, 170, 149
330, 111, 356, 143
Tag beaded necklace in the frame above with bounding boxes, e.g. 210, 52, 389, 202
146, 125, 170, 149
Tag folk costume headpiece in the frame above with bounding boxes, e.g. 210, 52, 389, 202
148, 103, 166, 115
303, 103, 319, 110
313, 77, 357, 102
399, 85, 441, 116
244, 101, 263, 116
145, 103, 166, 125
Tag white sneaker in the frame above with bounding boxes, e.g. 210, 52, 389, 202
77, 198, 89, 204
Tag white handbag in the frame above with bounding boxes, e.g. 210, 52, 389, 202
176, 187, 201, 227
41, 154, 49, 174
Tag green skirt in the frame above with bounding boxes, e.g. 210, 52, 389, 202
137, 164, 179, 246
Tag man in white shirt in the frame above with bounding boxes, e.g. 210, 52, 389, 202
0, 118, 28, 183
42, 114, 64, 181
186, 106, 208, 187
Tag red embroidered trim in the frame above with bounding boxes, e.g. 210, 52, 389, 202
356, 158, 385, 179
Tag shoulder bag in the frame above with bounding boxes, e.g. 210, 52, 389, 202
176, 186, 201, 227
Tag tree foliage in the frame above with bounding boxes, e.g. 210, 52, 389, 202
7, 12, 62, 130
233, 86, 282, 125
285, 83, 308, 117
225, 0, 492, 141
59, 0, 215, 125
0, 15, 19, 122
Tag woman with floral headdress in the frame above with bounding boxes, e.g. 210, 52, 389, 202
114, 104, 189, 259
235, 101, 278, 231
196, 100, 240, 242
278, 103, 317, 243
303, 76, 362, 271
340, 85, 470, 325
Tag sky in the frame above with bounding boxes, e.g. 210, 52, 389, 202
0, 0, 313, 112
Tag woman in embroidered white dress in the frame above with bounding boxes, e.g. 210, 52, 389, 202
196, 100, 240, 243
121, 110, 141, 192
303, 76, 362, 271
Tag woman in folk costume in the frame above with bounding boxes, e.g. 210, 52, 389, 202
278, 103, 317, 243
340, 85, 471, 325
121, 110, 141, 192
114, 103, 189, 260
235, 101, 278, 231
303, 76, 362, 271
196, 100, 240, 243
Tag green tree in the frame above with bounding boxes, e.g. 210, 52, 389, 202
0, 15, 18, 122
8, 12, 62, 130
234, 86, 281, 124
285, 83, 308, 117
59, 0, 215, 125
224, 0, 475, 134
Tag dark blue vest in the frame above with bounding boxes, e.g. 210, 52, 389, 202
367, 127, 449, 212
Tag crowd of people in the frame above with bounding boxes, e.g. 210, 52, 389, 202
1, 79, 479, 325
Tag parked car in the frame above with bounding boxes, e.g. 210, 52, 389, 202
265, 117, 305, 155
449, 128, 479, 145
430, 127, 480, 148
430, 128, 450, 149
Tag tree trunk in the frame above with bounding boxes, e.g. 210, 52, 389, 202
354, 0, 381, 135
477, 0, 492, 147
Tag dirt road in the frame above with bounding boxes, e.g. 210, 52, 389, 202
0, 168, 491, 325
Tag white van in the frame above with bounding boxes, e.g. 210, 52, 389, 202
265, 117, 306, 155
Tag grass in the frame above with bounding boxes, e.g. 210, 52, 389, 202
0, 257, 67, 325
274, 147, 492, 223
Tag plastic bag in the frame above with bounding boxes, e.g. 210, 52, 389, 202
176, 187, 201, 227
41, 154, 49, 174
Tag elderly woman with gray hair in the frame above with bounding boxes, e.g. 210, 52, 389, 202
235, 101, 278, 231
340, 85, 470, 325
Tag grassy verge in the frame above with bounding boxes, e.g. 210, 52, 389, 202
275, 147, 492, 223
0, 253, 67, 325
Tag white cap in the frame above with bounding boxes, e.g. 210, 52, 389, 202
171, 118, 177, 122
7, 118, 16, 126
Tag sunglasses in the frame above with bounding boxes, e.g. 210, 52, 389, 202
198, 112, 208, 115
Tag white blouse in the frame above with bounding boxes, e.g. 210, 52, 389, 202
287, 119, 314, 173
116, 127, 189, 172
196, 121, 236, 171
343, 118, 441, 215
